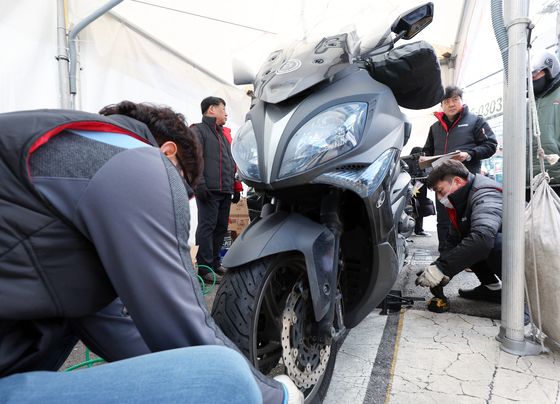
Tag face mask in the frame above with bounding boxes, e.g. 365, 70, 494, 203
439, 192, 453, 209
533, 76, 548, 96
438, 181, 455, 208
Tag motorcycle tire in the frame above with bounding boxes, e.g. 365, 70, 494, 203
211, 253, 346, 403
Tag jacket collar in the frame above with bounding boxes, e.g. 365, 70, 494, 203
539, 75, 560, 98
433, 104, 469, 132
202, 115, 219, 128
448, 173, 475, 216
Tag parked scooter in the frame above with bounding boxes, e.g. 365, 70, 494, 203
212, 3, 443, 401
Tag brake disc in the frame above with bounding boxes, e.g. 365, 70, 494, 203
281, 280, 331, 389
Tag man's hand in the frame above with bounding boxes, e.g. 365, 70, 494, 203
418, 155, 428, 163
274, 375, 304, 404
194, 184, 211, 203
453, 151, 471, 162
415, 265, 450, 288
231, 191, 241, 204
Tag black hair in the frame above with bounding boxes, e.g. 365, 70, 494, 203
442, 85, 463, 100
411, 146, 423, 154
426, 159, 469, 189
99, 101, 202, 186
201, 96, 226, 115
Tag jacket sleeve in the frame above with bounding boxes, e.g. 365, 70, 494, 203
469, 118, 498, 160
422, 127, 435, 156
72, 148, 284, 403
435, 188, 502, 278
234, 179, 243, 192
190, 125, 207, 187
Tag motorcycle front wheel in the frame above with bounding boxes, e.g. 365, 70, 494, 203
211, 253, 344, 403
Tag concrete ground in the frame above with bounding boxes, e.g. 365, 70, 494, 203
62, 214, 560, 403
325, 214, 560, 404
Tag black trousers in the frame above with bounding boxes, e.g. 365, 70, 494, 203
435, 199, 451, 252
195, 192, 231, 273
470, 233, 502, 285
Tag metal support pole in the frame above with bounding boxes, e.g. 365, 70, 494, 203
68, 0, 124, 109
498, 0, 541, 356
56, 0, 71, 109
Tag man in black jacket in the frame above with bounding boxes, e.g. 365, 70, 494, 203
421, 86, 498, 252
191, 97, 242, 283
415, 160, 502, 304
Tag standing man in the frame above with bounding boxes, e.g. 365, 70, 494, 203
415, 160, 503, 308
191, 97, 242, 283
528, 49, 560, 198
421, 86, 498, 252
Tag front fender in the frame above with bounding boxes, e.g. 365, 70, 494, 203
223, 211, 335, 322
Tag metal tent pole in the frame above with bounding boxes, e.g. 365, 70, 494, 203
56, 0, 71, 109
498, 0, 541, 356
68, 0, 124, 109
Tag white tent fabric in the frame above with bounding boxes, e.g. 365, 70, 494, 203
77, 13, 250, 128
1, 2, 59, 110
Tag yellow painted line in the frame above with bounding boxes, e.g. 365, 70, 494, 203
384, 308, 406, 404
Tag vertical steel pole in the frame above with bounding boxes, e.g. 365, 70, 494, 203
56, 0, 71, 109
499, 0, 541, 356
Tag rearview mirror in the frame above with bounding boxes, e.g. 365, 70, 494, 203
391, 2, 434, 40
232, 58, 255, 85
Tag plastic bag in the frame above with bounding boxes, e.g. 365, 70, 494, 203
525, 174, 560, 345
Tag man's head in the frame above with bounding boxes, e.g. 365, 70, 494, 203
441, 85, 464, 120
531, 50, 560, 96
201, 96, 227, 126
99, 101, 202, 185
426, 160, 469, 205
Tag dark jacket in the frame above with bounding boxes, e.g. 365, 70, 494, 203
191, 116, 238, 194
0, 110, 283, 403
527, 77, 560, 188
435, 173, 503, 278
423, 105, 498, 174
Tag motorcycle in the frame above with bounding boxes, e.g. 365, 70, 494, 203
211, 3, 442, 401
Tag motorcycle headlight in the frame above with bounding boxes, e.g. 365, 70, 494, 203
232, 120, 261, 181
279, 102, 368, 178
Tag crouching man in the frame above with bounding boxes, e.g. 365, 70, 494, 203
415, 160, 503, 311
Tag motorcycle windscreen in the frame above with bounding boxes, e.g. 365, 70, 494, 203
253, 34, 351, 104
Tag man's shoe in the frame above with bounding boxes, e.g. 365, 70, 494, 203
214, 265, 227, 276
415, 231, 431, 237
200, 271, 223, 284
458, 285, 501, 303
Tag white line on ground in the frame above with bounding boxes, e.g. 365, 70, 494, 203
324, 311, 389, 404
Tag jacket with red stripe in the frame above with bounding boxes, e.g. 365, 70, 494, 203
435, 173, 503, 278
191, 116, 242, 194
422, 105, 498, 174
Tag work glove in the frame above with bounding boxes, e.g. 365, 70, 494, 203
415, 265, 450, 288
274, 375, 304, 404
231, 191, 241, 204
194, 184, 211, 203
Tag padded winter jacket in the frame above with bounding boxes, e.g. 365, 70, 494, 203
435, 173, 503, 278
423, 105, 498, 174
0, 109, 283, 404
191, 116, 242, 193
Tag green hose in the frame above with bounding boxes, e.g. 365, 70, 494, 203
196, 264, 217, 295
